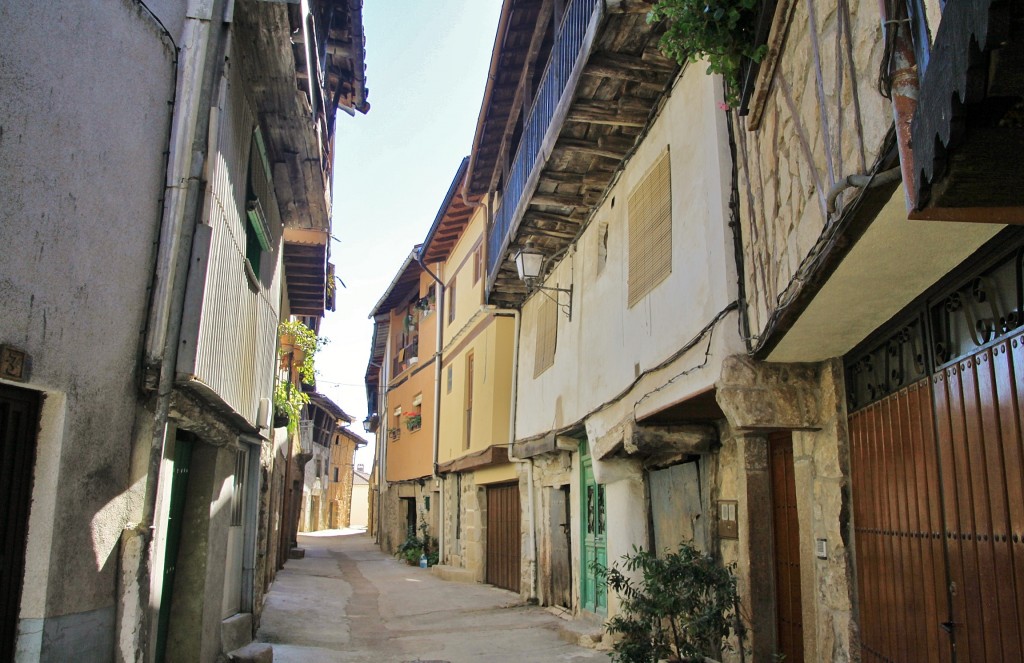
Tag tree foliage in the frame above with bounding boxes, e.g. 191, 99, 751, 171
649, 0, 767, 106
596, 542, 742, 663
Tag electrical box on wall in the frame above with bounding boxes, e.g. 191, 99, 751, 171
816, 538, 828, 559
718, 500, 738, 539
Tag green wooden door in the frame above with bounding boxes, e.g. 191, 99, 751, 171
580, 440, 607, 615
155, 436, 192, 662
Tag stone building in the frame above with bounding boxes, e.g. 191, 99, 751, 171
326, 424, 367, 529
367, 249, 441, 554
435, 0, 1024, 662
0, 1, 367, 661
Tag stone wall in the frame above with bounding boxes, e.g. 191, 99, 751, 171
735, 0, 892, 343
714, 356, 856, 662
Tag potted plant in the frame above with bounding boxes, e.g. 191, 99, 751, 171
404, 412, 422, 431
278, 320, 327, 385
595, 542, 743, 663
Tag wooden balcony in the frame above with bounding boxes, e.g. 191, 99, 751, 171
911, 0, 1024, 222
484, 0, 678, 307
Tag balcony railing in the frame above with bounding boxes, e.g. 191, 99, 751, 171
486, 0, 601, 279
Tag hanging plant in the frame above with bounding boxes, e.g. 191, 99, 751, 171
273, 380, 309, 433
278, 320, 327, 385
649, 0, 767, 107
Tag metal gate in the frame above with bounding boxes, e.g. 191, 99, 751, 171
0, 384, 40, 661
847, 240, 1024, 662
486, 482, 521, 593
769, 432, 804, 663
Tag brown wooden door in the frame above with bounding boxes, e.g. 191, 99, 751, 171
769, 432, 804, 663
850, 380, 951, 663
933, 336, 1024, 662
1, 384, 40, 661
486, 482, 521, 593
850, 329, 1024, 662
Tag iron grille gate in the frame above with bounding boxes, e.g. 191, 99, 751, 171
846, 239, 1024, 662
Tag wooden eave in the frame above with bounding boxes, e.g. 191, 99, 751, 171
467, 0, 547, 195
369, 248, 423, 318
485, 5, 679, 308
307, 390, 354, 424
364, 315, 388, 388
283, 237, 328, 317
420, 158, 481, 264
436, 444, 510, 475
911, 0, 1024, 221
235, 0, 368, 237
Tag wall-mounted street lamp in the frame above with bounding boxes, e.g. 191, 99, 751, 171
362, 413, 378, 434
513, 245, 573, 320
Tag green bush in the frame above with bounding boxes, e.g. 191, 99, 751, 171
396, 526, 425, 565
596, 542, 743, 663
649, 0, 766, 106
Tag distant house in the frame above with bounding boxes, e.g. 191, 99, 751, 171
349, 466, 371, 529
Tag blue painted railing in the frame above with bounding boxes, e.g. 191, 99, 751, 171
487, 0, 601, 279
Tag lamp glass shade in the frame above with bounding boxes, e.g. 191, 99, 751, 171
362, 416, 373, 433
514, 248, 544, 282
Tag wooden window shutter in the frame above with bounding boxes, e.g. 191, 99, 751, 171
533, 294, 557, 377
627, 150, 672, 308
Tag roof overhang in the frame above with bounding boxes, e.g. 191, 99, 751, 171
368, 248, 423, 317
420, 157, 480, 263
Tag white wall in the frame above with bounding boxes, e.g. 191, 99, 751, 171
515, 66, 744, 442
0, 2, 177, 659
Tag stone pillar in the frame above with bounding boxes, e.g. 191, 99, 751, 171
735, 433, 776, 662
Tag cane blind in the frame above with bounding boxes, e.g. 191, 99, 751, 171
627, 151, 672, 307
533, 294, 558, 378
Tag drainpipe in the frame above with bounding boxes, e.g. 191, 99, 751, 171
879, 0, 920, 212
132, 0, 229, 658
488, 306, 535, 600
826, 167, 903, 214
415, 252, 445, 558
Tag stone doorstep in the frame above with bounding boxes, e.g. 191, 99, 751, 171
429, 564, 478, 584
288, 547, 305, 559
227, 642, 272, 663
221, 613, 254, 653
552, 610, 609, 651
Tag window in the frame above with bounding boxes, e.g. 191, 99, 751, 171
447, 365, 453, 393
465, 353, 474, 449
315, 459, 322, 478
231, 450, 246, 526
597, 222, 609, 275
406, 393, 423, 432
473, 247, 482, 284
244, 129, 273, 281
627, 150, 672, 307
390, 406, 402, 441
333, 467, 339, 482
448, 278, 457, 325
534, 294, 557, 377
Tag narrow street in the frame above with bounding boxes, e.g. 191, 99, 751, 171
257, 530, 611, 663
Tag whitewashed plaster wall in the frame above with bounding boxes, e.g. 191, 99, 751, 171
514, 65, 745, 444
0, 2, 178, 660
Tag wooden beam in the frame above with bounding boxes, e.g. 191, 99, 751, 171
530, 192, 585, 208
566, 107, 648, 127
556, 138, 625, 160
589, 51, 677, 73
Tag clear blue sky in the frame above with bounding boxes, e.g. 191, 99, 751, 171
316, 0, 503, 469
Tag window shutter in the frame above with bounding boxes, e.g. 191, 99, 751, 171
533, 294, 557, 377
628, 150, 672, 307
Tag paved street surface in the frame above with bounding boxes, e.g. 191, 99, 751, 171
257, 529, 611, 663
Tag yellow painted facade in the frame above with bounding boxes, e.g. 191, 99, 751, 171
384, 269, 440, 482
437, 207, 516, 466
